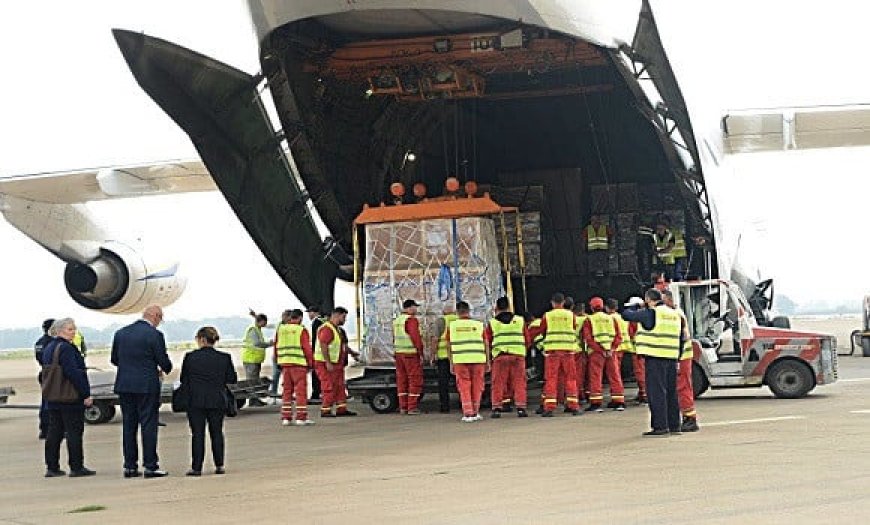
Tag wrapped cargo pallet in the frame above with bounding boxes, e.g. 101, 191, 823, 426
354, 197, 507, 366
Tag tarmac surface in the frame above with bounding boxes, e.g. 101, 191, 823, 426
2, 317, 869, 524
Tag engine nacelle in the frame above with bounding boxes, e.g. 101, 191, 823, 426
63, 241, 186, 314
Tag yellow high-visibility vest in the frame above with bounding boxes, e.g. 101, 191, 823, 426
672, 230, 688, 259
613, 314, 634, 353
449, 318, 486, 364
542, 309, 576, 352
576, 315, 588, 353
437, 314, 458, 359
276, 324, 307, 366
489, 316, 526, 357
589, 312, 616, 351
241, 325, 266, 364
315, 322, 342, 364
71, 331, 86, 357
635, 306, 682, 359
393, 314, 418, 355
655, 230, 675, 264
586, 224, 609, 251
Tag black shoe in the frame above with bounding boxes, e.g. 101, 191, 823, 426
606, 401, 619, 409
612, 403, 626, 412
669, 429, 683, 435
501, 404, 514, 413
517, 408, 528, 418
186, 470, 201, 477
44, 469, 66, 478
144, 469, 168, 478
69, 467, 96, 478
584, 405, 603, 413
215, 466, 225, 475
336, 410, 357, 417
566, 408, 582, 416
123, 469, 142, 478
490, 409, 501, 419
681, 417, 700, 433
320, 412, 336, 418
535, 406, 544, 415
248, 398, 266, 407
439, 407, 450, 414
642, 429, 670, 437
308, 398, 322, 405
541, 410, 554, 418
157, 421, 167, 427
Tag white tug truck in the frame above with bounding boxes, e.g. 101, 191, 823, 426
670, 279, 838, 399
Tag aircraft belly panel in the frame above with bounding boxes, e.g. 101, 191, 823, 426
113, 30, 336, 307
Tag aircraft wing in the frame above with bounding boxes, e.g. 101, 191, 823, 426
723, 104, 870, 154
0, 159, 215, 204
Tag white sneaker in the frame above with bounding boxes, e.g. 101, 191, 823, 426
473, 414, 483, 421
293, 419, 315, 426
461, 416, 474, 423
281, 419, 291, 426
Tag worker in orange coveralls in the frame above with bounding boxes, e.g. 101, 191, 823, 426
447, 301, 489, 422
274, 309, 314, 426
662, 289, 700, 432
485, 297, 531, 418
393, 299, 425, 415
316, 307, 356, 418
623, 296, 648, 403
582, 297, 625, 412
529, 293, 580, 417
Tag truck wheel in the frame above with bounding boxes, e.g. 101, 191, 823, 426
692, 363, 709, 399
771, 316, 791, 329
84, 401, 113, 425
370, 391, 398, 414
767, 359, 815, 399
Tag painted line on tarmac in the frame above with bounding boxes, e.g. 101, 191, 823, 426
704, 416, 805, 427
838, 378, 870, 383
849, 409, 870, 414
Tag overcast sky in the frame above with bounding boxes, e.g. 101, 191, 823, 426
1, 1, 869, 330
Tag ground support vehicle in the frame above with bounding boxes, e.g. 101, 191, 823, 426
84, 370, 271, 424
671, 280, 838, 399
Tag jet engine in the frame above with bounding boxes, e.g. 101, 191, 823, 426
63, 241, 185, 314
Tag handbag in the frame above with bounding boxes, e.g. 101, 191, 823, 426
171, 382, 190, 413
41, 341, 80, 403
224, 387, 238, 417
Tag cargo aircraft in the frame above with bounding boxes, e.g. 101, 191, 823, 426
2, 0, 869, 322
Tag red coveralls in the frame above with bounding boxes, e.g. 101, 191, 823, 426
395, 316, 425, 413
582, 313, 625, 407
274, 325, 313, 422
628, 322, 646, 400
316, 325, 349, 415
530, 309, 579, 412
677, 342, 697, 419
484, 315, 531, 410
446, 320, 487, 417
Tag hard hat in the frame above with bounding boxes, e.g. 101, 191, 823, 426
624, 296, 644, 307
589, 297, 604, 310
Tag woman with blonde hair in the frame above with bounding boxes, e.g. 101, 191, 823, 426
180, 326, 237, 476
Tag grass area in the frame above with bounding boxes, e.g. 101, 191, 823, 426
0, 341, 243, 360
68, 505, 106, 514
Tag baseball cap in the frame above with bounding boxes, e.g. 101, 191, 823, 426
589, 297, 604, 310
402, 299, 420, 309
624, 296, 644, 307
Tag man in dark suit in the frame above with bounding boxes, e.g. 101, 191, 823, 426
111, 305, 173, 478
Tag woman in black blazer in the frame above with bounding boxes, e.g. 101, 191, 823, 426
180, 327, 237, 476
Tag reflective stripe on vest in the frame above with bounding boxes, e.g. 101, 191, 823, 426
437, 314, 459, 359
393, 314, 417, 355
589, 312, 616, 350
613, 314, 634, 352
655, 230, 675, 264
542, 309, 576, 352
586, 224, 609, 251
489, 316, 526, 357
276, 324, 307, 366
241, 325, 266, 364
315, 322, 342, 363
672, 230, 687, 259
635, 306, 682, 359
449, 319, 486, 364
681, 339, 694, 360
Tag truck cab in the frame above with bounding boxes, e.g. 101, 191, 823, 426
669, 280, 838, 398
